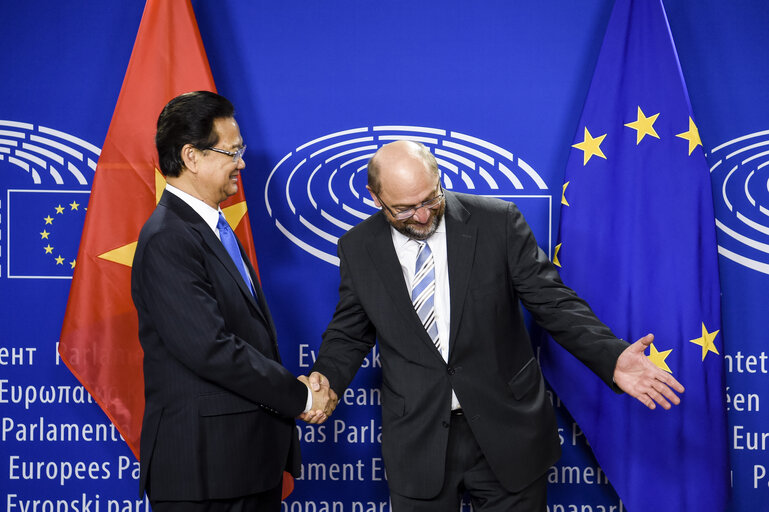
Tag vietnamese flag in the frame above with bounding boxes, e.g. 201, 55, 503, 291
58, 0, 293, 498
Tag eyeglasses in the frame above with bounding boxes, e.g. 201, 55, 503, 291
206, 145, 246, 163
374, 185, 445, 220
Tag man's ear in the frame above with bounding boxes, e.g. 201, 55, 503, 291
180, 144, 198, 174
366, 185, 381, 207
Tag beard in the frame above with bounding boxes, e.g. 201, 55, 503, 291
389, 201, 445, 241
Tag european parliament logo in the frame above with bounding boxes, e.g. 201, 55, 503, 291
709, 129, 769, 275
6, 190, 89, 278
1, 120, 98, 279
265, 126, 551, 265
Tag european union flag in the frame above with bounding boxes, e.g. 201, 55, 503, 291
540, 1, 729, 511
7, 190, 89, 278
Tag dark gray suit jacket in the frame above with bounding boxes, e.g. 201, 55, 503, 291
131, 190, 306, 501
312, 191, 628, 498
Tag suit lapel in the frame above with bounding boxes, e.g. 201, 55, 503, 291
243, 255, 281, 352
365, 213, 445, 357
444, 193, 476, 356
161, 192, 271, 329
365, 213, 411, 310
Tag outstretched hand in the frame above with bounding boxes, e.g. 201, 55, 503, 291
297, 372, 338, 424
613, 333, 685, 410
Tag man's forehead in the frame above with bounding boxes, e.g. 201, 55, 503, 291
380, 173, 439, 206
213, 117, 242, 147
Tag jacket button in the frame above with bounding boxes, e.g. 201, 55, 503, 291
441, 421, 449, 428
447, 367, 455, 375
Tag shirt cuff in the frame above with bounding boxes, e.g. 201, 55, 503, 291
303, 383, 313, 413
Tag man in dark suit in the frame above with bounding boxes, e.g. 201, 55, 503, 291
309, 140, 684, 511
131, 91, 334, 511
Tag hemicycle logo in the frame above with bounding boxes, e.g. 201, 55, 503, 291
1, 120, 98, 278
709, 129, 769, 275
0, 120, 99, 186
265, 126, 549, 265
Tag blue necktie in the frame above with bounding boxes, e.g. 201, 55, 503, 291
217, 212, 255, 296
412, 242, 440, 350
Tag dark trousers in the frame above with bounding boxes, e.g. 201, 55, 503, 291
150, 483, 282, 512
390, 412, 547, 512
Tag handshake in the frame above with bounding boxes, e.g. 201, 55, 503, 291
297, 372, 338, 424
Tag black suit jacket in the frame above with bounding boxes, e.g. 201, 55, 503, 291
131, 190, 306, 501
312, 191, 628, 498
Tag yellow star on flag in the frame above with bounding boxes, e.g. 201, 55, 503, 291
561, 182, 570, 206
40, 230, 50, 239
572, 127, 607, 165
44, 215, 54, 224
624, 106, 660, 144
97, 169, 251, 269
55, 205, 65, 214
97, 169, 166, 267
70, 200, 80, 210
55, 255, 65, 265
70, 260, 77, 269
676, 117, 702, 155
44, 244, 54, 254
689, 322, 720, 361
553, 243, 562, 267
647, 343, 673, 373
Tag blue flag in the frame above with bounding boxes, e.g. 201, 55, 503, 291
7, 190, 89, 279
539, 1, 729, 511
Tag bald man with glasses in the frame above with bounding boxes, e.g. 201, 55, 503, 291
308, 140, 683, 511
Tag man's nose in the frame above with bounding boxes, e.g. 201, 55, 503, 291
412, 206, 430, 223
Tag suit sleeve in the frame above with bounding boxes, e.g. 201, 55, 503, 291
504, 202, 628, 389
311, 240, 376, 396
135, 228, 307, 417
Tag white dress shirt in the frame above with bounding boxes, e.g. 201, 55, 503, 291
166, 183, 258, 290
391, 216, 461, 410
165, 183, 220, 234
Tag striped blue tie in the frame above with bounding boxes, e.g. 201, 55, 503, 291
412, 242, 439, 349
217, 212, 255, 296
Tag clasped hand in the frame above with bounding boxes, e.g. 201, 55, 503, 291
297, 372, 338, 424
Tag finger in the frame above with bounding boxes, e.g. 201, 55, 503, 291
656, 382, 681, 406
309, 412, 327, 424
642, 381, 673, 410
652, 392, 672, 410
309, 372, 321, 391
659, 372, 685, 393
638, 393, 657, 410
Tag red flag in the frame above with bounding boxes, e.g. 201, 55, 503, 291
58, 0, 292, 498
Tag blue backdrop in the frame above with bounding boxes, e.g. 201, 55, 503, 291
1, 1, 767, 511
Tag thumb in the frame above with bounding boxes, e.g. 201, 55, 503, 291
309, 372, 322, 392
635, 333, 654, 350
